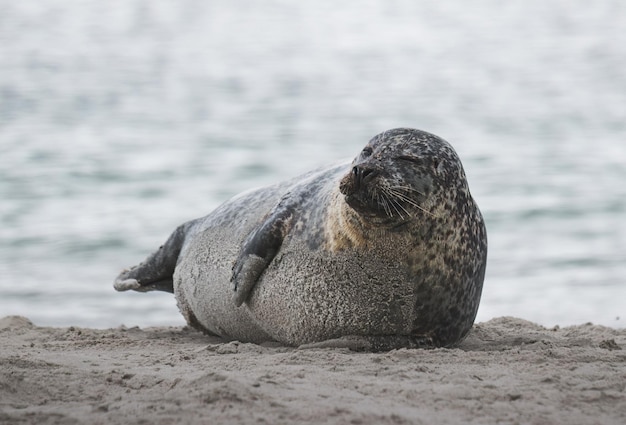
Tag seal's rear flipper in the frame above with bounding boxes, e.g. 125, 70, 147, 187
114, 275, 174, 293
114, 222, 191, 294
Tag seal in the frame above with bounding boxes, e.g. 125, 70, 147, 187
114, 128, 487, 351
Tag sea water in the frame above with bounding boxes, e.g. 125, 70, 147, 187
1, 0, 625, 329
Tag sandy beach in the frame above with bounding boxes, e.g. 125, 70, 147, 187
1, 315, 624, 424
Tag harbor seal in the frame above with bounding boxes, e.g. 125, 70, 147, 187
114, 128, 487, 351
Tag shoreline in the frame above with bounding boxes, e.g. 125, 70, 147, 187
1, 315, 625, 424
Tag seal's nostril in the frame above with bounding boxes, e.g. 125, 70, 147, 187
361, 168, 375, 180
352, 166, 378, 190
352, 165, 377, 186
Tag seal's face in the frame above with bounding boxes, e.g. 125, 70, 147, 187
339, 128, 464, 226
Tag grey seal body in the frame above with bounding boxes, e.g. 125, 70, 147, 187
115, 128, 487, 350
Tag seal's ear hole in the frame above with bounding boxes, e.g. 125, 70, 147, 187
433, 158, 442, 174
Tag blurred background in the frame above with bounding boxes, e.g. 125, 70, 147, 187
1, 0, 624, 329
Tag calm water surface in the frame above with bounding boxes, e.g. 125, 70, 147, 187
1, 0, 625, 328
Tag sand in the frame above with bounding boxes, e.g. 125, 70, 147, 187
1, 316, 624, 425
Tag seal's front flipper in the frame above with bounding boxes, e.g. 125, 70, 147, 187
114, 222, 191, 294
298, 335, 436, 352
231, 199, 297, 307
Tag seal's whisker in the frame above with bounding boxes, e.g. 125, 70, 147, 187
388, 185, 426, 197
392, 193, 432, 216
392, 197, 412, 218
381, 193, 393, 218
387, 188, 436, 217
377, 193, 393, 218
387, 194, 405, 220
388, 190, 419, 207
383, 196, 394, 219
381, 188, 408, 219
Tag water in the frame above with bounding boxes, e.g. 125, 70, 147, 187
1, 0, 625, 329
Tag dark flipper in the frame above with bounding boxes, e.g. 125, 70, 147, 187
231, 196, 298, 307
114, 222, 192, 293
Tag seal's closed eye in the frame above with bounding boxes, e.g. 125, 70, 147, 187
397, 155, 421, 163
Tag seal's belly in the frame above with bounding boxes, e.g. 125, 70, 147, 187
246, 245, 416, 345
176, 235, 416, 346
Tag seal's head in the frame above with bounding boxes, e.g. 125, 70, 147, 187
339, 128, 468, 226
